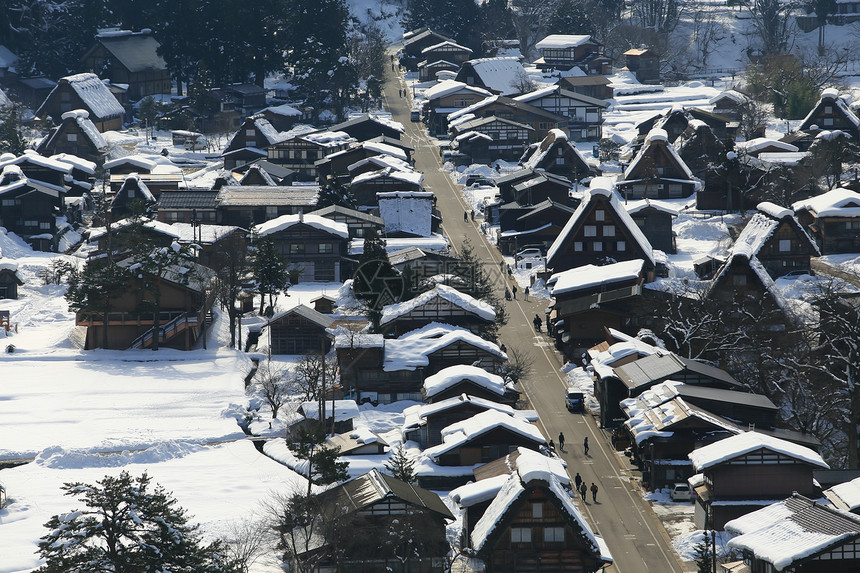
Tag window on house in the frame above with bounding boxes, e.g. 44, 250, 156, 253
779, 239, 792, 252
595, 210, 604, 221
532, 503, 543, 518
127, 189, 135, 198
511, 528, 531, 543
824, 118, 834, 127
558, 147, 564, 156
246, 140, 256, 148
290, 243, 305, 255
355, 227, 365, 237
584, 225, 597, 236
60, 91, 70, 101
593, 241, 603, 252
574, 241, 583, 251
603, 225, 615, 237
246, 129, 255, 136
556, 158, 565, 165
2, 199, 15, 206
824, 106, 833, 114
617, 240, 626, 251
24, 220, 38, 227
40, 222, 52, 230
732, 274, 747, 286
67, 133, 77, 142
166, 211, 180, 222
544, 527, 565, 543
318, 243, 333, 254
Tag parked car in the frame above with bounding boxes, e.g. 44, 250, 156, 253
464, 174, 493, 187
670, 483, 692, 502
565, 389, 584, 412
515, 247, 544, 261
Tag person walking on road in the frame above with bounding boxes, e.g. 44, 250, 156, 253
512, 284, 517, 299
558, 431, 565, 451
583, 436, 589, 455
574, 472, 582, 490
533, 314, 542, 332
470, 209, 475, 221
464, 210, 468, 222
591, 482, 599, 502
579, 481, 587, 501
524, 286, 529, 301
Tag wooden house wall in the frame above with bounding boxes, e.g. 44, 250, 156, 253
812, 215, 860, 254
0, 188, 59, 237
800, 99, 860, 138
548, 195, 652, 273
269, 313, 331, 355
510, 180, 573, 206
425, 341, 504, 376
631, 209, 675, 253
42, 122, 106, 167
437, 426, 542, 465
755, 221, 817, 278
386, 297, 490, 336
531, 145, 592, 178
352, 177, 421, 208
81, 44, 170, 100
483, 487, 603, 573
267, 139, 350, 180
0, 270, 21, 299
464, 102, 566, 142
423, 403, 502, 446
708, 459, 816, 499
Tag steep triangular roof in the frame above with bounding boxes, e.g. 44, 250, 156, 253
546, 183, 654, 268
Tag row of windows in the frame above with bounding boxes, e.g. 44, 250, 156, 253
584, 224, 615, 237
284, 243, 334, 255
574, 240, 626, 252
511, 526, 565, 543
269, 149, 319, 160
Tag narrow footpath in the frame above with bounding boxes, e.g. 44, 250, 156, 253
381, 56, 689, 573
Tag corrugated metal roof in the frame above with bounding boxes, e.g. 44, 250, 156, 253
157, 191, 219, 209
216, 186, 319, 207
320, 468, 453, 519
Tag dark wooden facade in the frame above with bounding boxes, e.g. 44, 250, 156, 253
449, 96, 569, 143
35, 73, 124, 132
80, 31, 171, 101
267, 133, 353, 180
474, 478, 608, 573
0, 267, 24, 299
262, 219, 348, 282
266, 305, 334, 355
628, 203, 676, 254
799, 89, 860, 140
434, 425, 544, 466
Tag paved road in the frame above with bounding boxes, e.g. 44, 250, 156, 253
381, 61, 688, 573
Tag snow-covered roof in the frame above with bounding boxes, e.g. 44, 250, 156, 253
0, 165, 66, 198
689, 432, 829, 472
462, 57, 528, 96
299, 400, 360, 422
624, 396, 740, 445
726, 494, 860, 571
736, 138, 799, 154
520, 128, 588, 173
423, 80, 492, 101
422, 364, 506, 398
825, 477, 860, 513
347, 154, 412, 174
424, 410, 545, 461
289, 130, 353, 148
264, 103, 302, 117
404, 394, 518, 430
168, 222, 242, 244
448, 95, 500, 123
51, 153, 97, 174
251, 117, 282, 146
0, 151, 73, 174
422, 40, 472, 54
709, 89, 750, 106
348, 235, 449, 255
383, 323, 506, 372
58, 73, 125, 119
623, 128, 694, 181
549, 259, 644, 295
255, 213, 349, 239
625, 198, 680, 216
351, 167, 423, 187
535, 34, 593, 50
362, 141, 408, 162
380, 284, 495, 326
792, 188, 860, 218
756, 201, 793, 220
451, 474, 511, 507
331, 326, 385, 349
89, 218, 181, 241
0, 261, 23, 282
547, 183, 655, 266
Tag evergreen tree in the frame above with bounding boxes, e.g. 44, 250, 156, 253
693, 532, 713, 573
404, 0, 480, 49
458, 239, 507, 340
251, 235, 290, 315
0, 104, 26, 156
546, 0, 594, 36
283, 0, 352, 119
36, 471, 239, 573
352, 228, 403, 328
317, 179, 357, 209
384, 446, 417, 484
479, 0, 516, 51
65, 260, 130, 349
290, 426, 349, 497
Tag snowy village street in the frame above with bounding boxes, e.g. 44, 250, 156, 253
383, 60, 688, 573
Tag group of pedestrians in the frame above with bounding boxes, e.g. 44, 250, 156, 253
556, 432, 598, 502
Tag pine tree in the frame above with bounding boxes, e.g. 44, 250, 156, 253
384, 446, 417, 484
458, 239, 507, 340
251, 235, 290, 315
65, 260, 131, 349
693, 531, 713, 573
0, 104, 26, 155
352, 228, 403, 329
290, 426, 349, 497
36, 471, 239, 573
